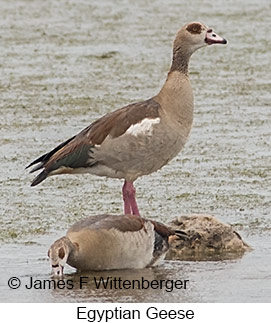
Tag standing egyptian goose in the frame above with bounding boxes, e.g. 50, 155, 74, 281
48, 214, 177, 276
27, 22, 227, 216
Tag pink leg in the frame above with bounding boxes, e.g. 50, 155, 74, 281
122, 182, 132, 215
122, 181, 140, 216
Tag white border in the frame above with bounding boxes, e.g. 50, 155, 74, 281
0, 303, 269, 323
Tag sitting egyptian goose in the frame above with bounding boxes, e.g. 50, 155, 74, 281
27, 22, 227, 215
48, 214, 178, 276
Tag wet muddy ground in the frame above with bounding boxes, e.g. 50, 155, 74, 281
0, 0, 270, 302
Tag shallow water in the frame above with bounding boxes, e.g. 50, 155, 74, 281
0, 0, 270, 302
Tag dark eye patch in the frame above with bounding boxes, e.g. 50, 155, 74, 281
58, 247, 65, 259
186, 23, 202, 34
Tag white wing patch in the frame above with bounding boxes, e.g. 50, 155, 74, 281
126, 118, 160, 136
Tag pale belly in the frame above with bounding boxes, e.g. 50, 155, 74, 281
86, 124, 189, 182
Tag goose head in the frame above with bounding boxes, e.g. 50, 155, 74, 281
48, 237, 71, 277
174, 22, 227, 55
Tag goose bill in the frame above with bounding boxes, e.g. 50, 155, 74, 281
205, 30, 227, 45
52, 265, 64, 277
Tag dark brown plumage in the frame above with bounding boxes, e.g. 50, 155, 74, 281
27, 99, 160, 187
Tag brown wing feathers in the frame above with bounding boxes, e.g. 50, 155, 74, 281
150, 220, 176, 238
68, 214, 175, 240
26, 135, 76, 172
27, 99, 160, 186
